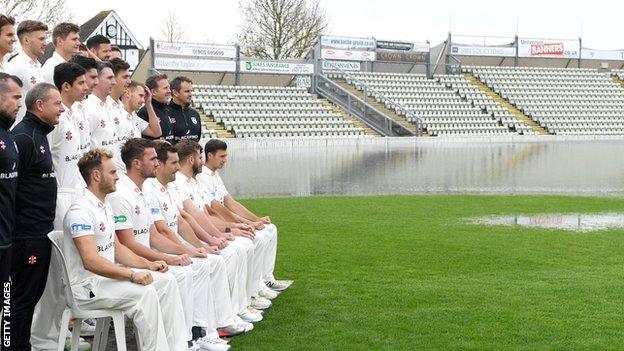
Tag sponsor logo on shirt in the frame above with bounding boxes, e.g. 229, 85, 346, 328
150, 207, 159, 215
169, 116, 176, 123
133, 228, 149, 236
71, 223, 92, 233
0, 171, 18, 179
114, 215, 127, 223
191, 117, 198, 124
97, 241, 114, 253
65, 154, 81, 162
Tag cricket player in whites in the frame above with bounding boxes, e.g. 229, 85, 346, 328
198, 139, 292, 292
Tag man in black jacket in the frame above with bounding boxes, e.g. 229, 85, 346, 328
138, 73, 174, 143
169, 76, 202, 144
0, 72, 22, 351
10, 82, 63, 351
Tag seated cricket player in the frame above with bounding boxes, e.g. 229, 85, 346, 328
107, 138, 230, 350
169, 140, 268, 320
144, 140, 255, 337
198, 139, 291, 292
62, 148, 188, 351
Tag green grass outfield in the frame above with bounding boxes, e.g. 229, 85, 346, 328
232, 195, 624, 351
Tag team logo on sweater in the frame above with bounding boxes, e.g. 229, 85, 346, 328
65, 131, 73, 141
0, 139, 5, 150
162, 202, 168, 212
30, 76, 36, 85
100, 222, 106, 232
134, 205, 141, 215
40, 145, 45, 154
78, 121, 84, 130
191, 117, 198, 124
113, 117, 120, 125
100, 120, 106, 128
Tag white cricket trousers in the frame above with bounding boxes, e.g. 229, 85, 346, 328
73, 271, 187, 351
31, 188, 79, 350
263, 224, 279, 282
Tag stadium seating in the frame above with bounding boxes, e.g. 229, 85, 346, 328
194, 85, 366, 138
466, 66, 624, 135
326, 71, 529, 136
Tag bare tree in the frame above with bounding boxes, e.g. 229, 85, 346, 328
238, 0, 328, 59
160, 10, 188, 43
0, 0, 73, 27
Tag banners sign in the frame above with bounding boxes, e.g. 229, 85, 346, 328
321, 48, 376, 61
154, 41, 237, 59
412, 42, 430, 53
154, 57, 236, 72
581, 49, 624, 61
241, 60, 314, 74
518, 38, 580, 59
450, 45, 516, 57
376, 49, 428, 63
322, 60, 361, 71
320, 35, 376, 50
376, 40, 413, 51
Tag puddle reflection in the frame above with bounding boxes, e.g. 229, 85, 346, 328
472, 213, 624, 232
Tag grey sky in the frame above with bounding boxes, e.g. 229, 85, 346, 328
67, 0, 623, 50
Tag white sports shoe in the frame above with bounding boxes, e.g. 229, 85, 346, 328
250, 296, 272, 310
258, 286, 278, 300
238, 309, 263, 323
266, 279, 292, 291
232, 315, 255, 332
194, 336, 231, 351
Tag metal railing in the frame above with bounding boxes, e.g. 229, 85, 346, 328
315, 75, 415, 137
317, 60, 422, 135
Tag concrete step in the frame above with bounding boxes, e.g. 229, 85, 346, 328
463, 73, 549, 135
334, 79, 423, 136
197, 108, 235, 138
319, 99, 380, 136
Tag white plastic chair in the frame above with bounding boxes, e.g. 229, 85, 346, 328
47, 230, 128, 351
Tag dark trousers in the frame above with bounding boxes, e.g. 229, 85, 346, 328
7, 239, 51, 351
0, 248, 10, 351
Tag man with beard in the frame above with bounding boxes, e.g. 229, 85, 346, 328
85, 35, 111, 61
6, 20, 48, 125
0, 73, 21, 351
63, 148, 188, 351
108, 138, 221, 349
171, 140, 267, 322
